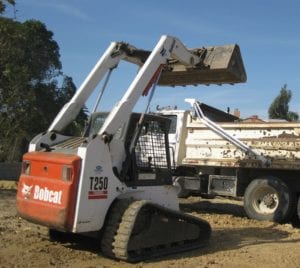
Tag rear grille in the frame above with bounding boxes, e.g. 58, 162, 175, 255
53, 137, 86, 149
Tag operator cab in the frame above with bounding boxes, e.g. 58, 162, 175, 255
39, 111, 173, 186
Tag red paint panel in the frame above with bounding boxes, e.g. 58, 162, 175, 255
17, 152, 81, 231
142, 65, 163, 96
88, 190, 108, 200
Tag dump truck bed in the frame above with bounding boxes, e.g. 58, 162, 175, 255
182, 116, 300, 170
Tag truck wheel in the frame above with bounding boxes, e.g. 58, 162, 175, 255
295, 196, 300, 225
244, 176, 294, 223
298, 196, 300, 219
291, 195, 300, 228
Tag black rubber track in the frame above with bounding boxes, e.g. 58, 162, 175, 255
100, 199, 211, 262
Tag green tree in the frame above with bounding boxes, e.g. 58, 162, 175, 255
59, 76, 88, 136
0, 0, 15, 14
0, 17, 87, 161
268, 84, 299, 122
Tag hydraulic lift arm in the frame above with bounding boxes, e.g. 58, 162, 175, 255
99, 35, 202, 138
47, 35, 213, 136
47, 35, 246, 139
48, 42, 126, 132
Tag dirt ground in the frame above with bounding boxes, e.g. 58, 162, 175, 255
1, 182, 300, 268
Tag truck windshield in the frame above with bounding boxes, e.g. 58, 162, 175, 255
163, 115, 177, 134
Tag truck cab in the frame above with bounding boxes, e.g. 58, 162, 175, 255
157, 104, 239, 171
155, 109, 189, 169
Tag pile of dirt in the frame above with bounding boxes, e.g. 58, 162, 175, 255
0, 180, 18, 190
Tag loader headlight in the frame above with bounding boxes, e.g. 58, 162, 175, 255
62, 165, 73, 182
22, 161, 31, 175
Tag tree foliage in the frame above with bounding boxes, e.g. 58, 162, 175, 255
0, 16, 87, 161
0, 0, 15, 14
268, 84, 299, 122
59, 76, 88, 136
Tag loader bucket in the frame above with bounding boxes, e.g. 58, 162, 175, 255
158, 44, 247, 86
124, 43, 246, 86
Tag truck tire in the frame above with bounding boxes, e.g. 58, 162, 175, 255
244, 176, 294, 223
295, 196, 300, 225
291, 195, 300, 228
298, 196, 300, 219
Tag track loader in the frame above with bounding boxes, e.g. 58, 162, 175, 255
16, 35, 246, 262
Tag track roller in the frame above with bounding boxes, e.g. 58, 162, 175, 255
100, 198, 211, 262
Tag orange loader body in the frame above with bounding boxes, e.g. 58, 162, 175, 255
17, 152, 81, 231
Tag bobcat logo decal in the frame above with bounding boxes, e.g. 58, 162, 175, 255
21, 183, 33, 199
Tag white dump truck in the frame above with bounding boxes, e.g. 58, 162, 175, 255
157, 100, 300, 223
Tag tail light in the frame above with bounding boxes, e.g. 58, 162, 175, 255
22, 160, 31, 175
62, 165, 73, 182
